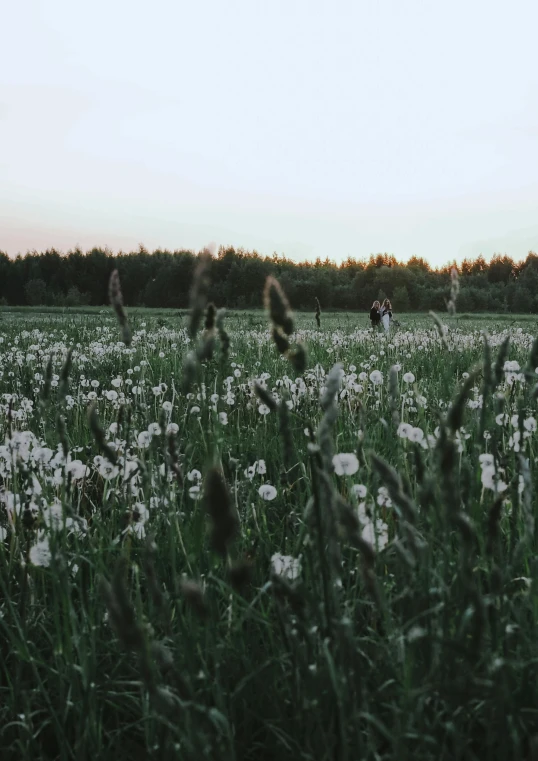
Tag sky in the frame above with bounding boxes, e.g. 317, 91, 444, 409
1, 0, 538, 266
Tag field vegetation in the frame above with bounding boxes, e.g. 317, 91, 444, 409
1, 257, 538, 759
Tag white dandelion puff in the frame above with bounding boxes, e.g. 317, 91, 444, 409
332, 453, 359, 476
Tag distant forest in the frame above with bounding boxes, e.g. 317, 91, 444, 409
1, 246, 538, 313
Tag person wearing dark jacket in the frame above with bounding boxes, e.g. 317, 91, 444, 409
370, 300, 381, 329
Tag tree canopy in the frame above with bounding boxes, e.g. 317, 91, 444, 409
0, 246, 537, 312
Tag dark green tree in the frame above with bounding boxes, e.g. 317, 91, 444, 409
24, 278, 48, 305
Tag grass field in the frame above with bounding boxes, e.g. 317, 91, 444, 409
1, 281, 538, 760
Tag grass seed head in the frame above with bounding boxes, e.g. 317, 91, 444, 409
388, 365, 400, 426
215, 308, 230, 358
320, 363, 342, 411
142, 540, 167, 614
100, 562, 145, 651
447, 265, 460, 316
315, 297, 321, 328
317, 365, 342, 467
518, 453, 534, 539
108, 269, 132, 346
335, 495, 377, 567
228, 559, 253, 591
254, 382, 278, 412
204, 302, 216, 331
370, 452, 418, 524
436, 424, 457, 475
188, 249, 212, 339
180, 579, 209, 620
59, 348, 73, 402
429, 311, 448, 349
181, 351, 198, 394
196, 333, 216, 362
271, 326, 290, 355
264, 276, 294, 336
453, 511, 476, 550
493, 336, 510, 386
288, 342, 308, 374
204, 467, 239, 557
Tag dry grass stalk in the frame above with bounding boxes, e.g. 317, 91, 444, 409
180, 579, 209, 620
188, 249, 212, 339
315, 297, 321, 328
204, 467, 239, 557
263, 276, 294, 336
388, 365, 400, 427
108, 269, 132, 346
493, 336, 510, 385
264, 275, 308, 373
228, 559, 252, 591
429, 311, 448, 350
253, 382, 278, 412
318, 364, 342, 469
215, 308, 230, 358
447, 265, 460, 316
59, 348, 73, 401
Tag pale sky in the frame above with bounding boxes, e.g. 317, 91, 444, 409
2, 0, 538, 266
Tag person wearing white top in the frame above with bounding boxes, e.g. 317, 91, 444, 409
380, 298, 393, 332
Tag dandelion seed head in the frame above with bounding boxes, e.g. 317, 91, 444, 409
332, 453, 359, 476
259, 484, 277, 501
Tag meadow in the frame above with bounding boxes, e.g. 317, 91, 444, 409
1, 269, 538, 760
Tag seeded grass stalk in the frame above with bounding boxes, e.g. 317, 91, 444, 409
388, 365, 400, 428
479, 334, 492, 438
429, 310, 448, 350
315, 297, 321, 328
109, 269, 132, 346
215, 308, 230, 360
264, 275, 308, 374
188, 250, 212, 339
447, 265, 460, 316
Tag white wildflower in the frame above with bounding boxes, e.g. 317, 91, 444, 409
332, 453, 359, 476
259, 484, 277, 501
361, 519, 389, 550
29, 536, 52, 567
271, 553, 301, 580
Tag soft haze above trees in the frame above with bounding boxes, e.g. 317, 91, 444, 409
1, 246, 538, 313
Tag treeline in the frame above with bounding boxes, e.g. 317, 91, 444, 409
1, 246, 538, 312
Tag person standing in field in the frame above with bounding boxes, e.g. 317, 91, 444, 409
380, 298, 393, 332
370, 300, 381, 329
